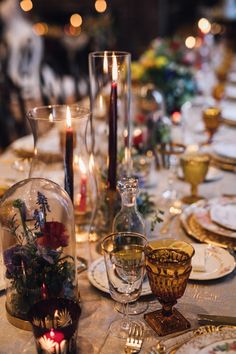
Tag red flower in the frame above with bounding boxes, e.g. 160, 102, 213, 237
37, 221, 69, 249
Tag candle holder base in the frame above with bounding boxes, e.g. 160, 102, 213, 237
6, 307, 32, 331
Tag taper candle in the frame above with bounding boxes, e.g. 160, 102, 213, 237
64, 106, 74, 202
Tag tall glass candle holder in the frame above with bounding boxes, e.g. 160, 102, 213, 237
27, 105, 98, 244
89, 51, 132, 191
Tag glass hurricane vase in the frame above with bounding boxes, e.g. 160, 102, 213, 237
0, 178, 78, 330
27, 104, 98, 244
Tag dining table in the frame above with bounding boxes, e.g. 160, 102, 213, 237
0, 76, 236, 353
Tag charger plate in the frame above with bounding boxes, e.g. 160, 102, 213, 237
175, 326, 236, 354
87, 257, 152, 296
193, 198, 236, 238
180, 202, 236, 250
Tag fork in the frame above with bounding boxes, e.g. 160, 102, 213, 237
124, 322, 144, 353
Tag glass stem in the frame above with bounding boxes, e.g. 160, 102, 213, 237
121, 302, 130, 329
191, 184, 198, 197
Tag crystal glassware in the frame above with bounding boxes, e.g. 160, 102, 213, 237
102, 232, 147, 338
180, 153, 210, 204
0, 178, 78, 330
113, 177, 147, 315
202, 106, 221, 144
144, 239, 194, 336
28, 298, 81, 354
157, 143, 185, 206
113, 177, 145, 234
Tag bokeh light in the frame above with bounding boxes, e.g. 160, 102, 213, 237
95, 0, 107, 13
198, 18, 211, 34
185, 36, 196, 49
70, 13, 82, 28
20, 0, 33, 12
33, 22, 48, 36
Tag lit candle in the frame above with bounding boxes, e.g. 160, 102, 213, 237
78, 157, 87, 213
108, 52, 118, 190
64, 106, 74, 202
45, 328, 64, 344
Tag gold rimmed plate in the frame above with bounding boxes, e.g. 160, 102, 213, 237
180, 201, 236, 250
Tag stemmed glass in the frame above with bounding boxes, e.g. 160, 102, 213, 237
180, 153, 210, 204
202, 106, 221, 144
144, 239, 194, 336
158, 143, 185, 205
102, 232, 147, 338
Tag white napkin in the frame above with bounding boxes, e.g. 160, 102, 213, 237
192, 244, 206, 272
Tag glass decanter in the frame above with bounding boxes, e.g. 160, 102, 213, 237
112, 177, 147, 315
112, 177, 145, 234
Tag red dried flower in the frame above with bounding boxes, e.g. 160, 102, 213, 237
37, 221, 69, 249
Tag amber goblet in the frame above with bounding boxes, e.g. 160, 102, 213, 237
144, 239, 194, 336
180, 153, 210, 204
202, 107, 221, 144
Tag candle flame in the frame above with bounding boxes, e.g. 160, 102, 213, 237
49, 113, 53, 122
112, 52, 118, 81
78, 157, 86, 174
66, 106, 72, 128
103, 51, 108, 74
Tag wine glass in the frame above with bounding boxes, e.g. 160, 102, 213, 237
157, 143, 185, 205
180, 153, 210, 204
144, 239, 194, 336
102, 232, 147, 339
202, 106, 221, 144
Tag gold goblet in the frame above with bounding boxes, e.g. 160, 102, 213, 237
144, 239, 194, 336
180, 153, 210, 204
202, 107, 221, 144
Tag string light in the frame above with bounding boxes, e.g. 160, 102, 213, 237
95, 0, 107, 13
20, 0, 33, 12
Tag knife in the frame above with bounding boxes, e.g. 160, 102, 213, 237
198, 313, 236, 326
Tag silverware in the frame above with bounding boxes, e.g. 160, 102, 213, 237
160, 202, 182, 234
198, 313, 236, 326
124, 322, 144, 353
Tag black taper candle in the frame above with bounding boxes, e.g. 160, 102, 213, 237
108, 81, 118, 190
64, 126, 74, 202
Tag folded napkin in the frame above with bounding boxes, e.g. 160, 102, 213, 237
191, 244, 206, 272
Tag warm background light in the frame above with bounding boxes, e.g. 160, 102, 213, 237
95, 0, 107, 13
185, 36, 196, 49
20, 0, 33, 12
33, 22, 48, 36
70, 13, 82, 27
198, 17, 211, 34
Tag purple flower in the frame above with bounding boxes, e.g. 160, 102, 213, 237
3, 245, 25, 275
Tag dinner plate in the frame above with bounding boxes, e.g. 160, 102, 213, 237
180, 202, 236, 250
87, 257, 152, 296
225, 84, 236, 99
193, 198, 236, 238
176, 327, 236, 354
190, 244, 235, 281
210, 203, 236, 231
213, 143, 236, 161
178, 166, 223, 183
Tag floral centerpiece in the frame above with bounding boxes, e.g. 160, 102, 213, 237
0, 178, 77, 328
131, 37, 197, 114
